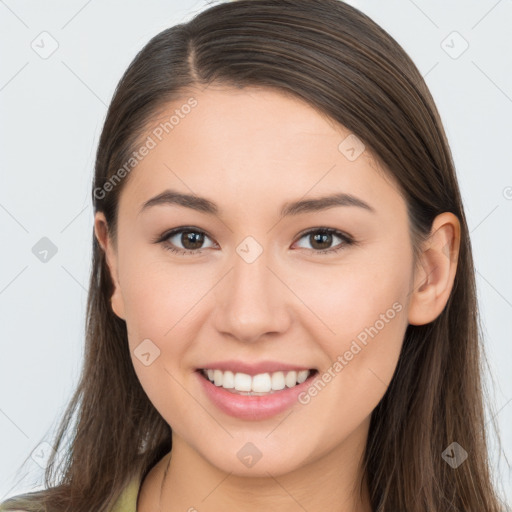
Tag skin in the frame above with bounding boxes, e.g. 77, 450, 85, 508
94, 85, 460, 512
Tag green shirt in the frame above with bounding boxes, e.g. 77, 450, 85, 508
111, 473, 142, 512
0, 473, 143, 512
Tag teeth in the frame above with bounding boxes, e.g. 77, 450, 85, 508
285, 371, 297, 388
213, 369, 223, 387
222, 370, 234, 388
234, 372, 252, 391
202, 368, 312, 393
297, 370, 308, 384
271, 371, 285, 390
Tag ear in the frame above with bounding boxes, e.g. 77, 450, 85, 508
407, 212, 461, 326
94, 212, 126, 320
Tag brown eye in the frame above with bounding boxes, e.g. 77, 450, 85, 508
310, 231, 334, 250
158, 227, 216, 255
294, 228, 354, 254
179, 230, 205, 250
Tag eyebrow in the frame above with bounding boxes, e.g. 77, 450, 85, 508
138, 189, 375, 217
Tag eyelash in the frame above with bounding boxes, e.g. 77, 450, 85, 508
153, 226, 356, 256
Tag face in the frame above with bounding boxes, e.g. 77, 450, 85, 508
96, 85, 416, 478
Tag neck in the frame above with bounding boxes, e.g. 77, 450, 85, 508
144, 421, 373, 512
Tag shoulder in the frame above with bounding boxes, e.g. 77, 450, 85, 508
0, 500, 30, 511
0, 486, 47, 512
0, 473, 143, 512
0, 495, 28, 511
110, 473, 144, 512
0, 499, 33, 512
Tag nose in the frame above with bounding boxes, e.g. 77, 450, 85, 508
212, 246, 292, 343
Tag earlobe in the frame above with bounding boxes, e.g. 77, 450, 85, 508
407, 212, 461, 326
93, 212, 126, 320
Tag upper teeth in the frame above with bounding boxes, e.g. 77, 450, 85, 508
203, 369, 311, 392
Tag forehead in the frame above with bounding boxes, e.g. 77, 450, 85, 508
148, 85, 349, 164
118, 86, 403, 220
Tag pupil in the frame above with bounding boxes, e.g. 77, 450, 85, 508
312, 232, 331, 250
183, 231, 204, 249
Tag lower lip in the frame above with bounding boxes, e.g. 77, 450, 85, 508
196, 370, 318, 421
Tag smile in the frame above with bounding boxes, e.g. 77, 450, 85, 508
200, 368, 314, 395
196, 368, 319, 420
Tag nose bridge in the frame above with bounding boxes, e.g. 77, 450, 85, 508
213, 236, 290, 342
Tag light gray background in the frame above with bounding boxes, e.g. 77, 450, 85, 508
1, 0, 511, 506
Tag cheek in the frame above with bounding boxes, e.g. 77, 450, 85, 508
116, 248, 206, 410
118, 245, 206, 344
119, 262, 201, 427
290, 240, 411, 341
288, 244, 411, 423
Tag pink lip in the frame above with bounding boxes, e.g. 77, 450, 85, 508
197, 360, 315, 376
196, 369, 318, 421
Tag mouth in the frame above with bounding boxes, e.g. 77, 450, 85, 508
195, 366, 320, 420
196, 367, 319, 396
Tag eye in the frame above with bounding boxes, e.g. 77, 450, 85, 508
293, 227, 355, 255
154, 226, 355, 257
155, 227, 216, 256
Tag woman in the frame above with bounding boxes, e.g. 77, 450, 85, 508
1, 0, 507, 510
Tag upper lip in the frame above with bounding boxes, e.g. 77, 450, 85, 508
197, 360, 316, 376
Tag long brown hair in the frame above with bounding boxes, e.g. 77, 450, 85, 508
1, 1, 507, 510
